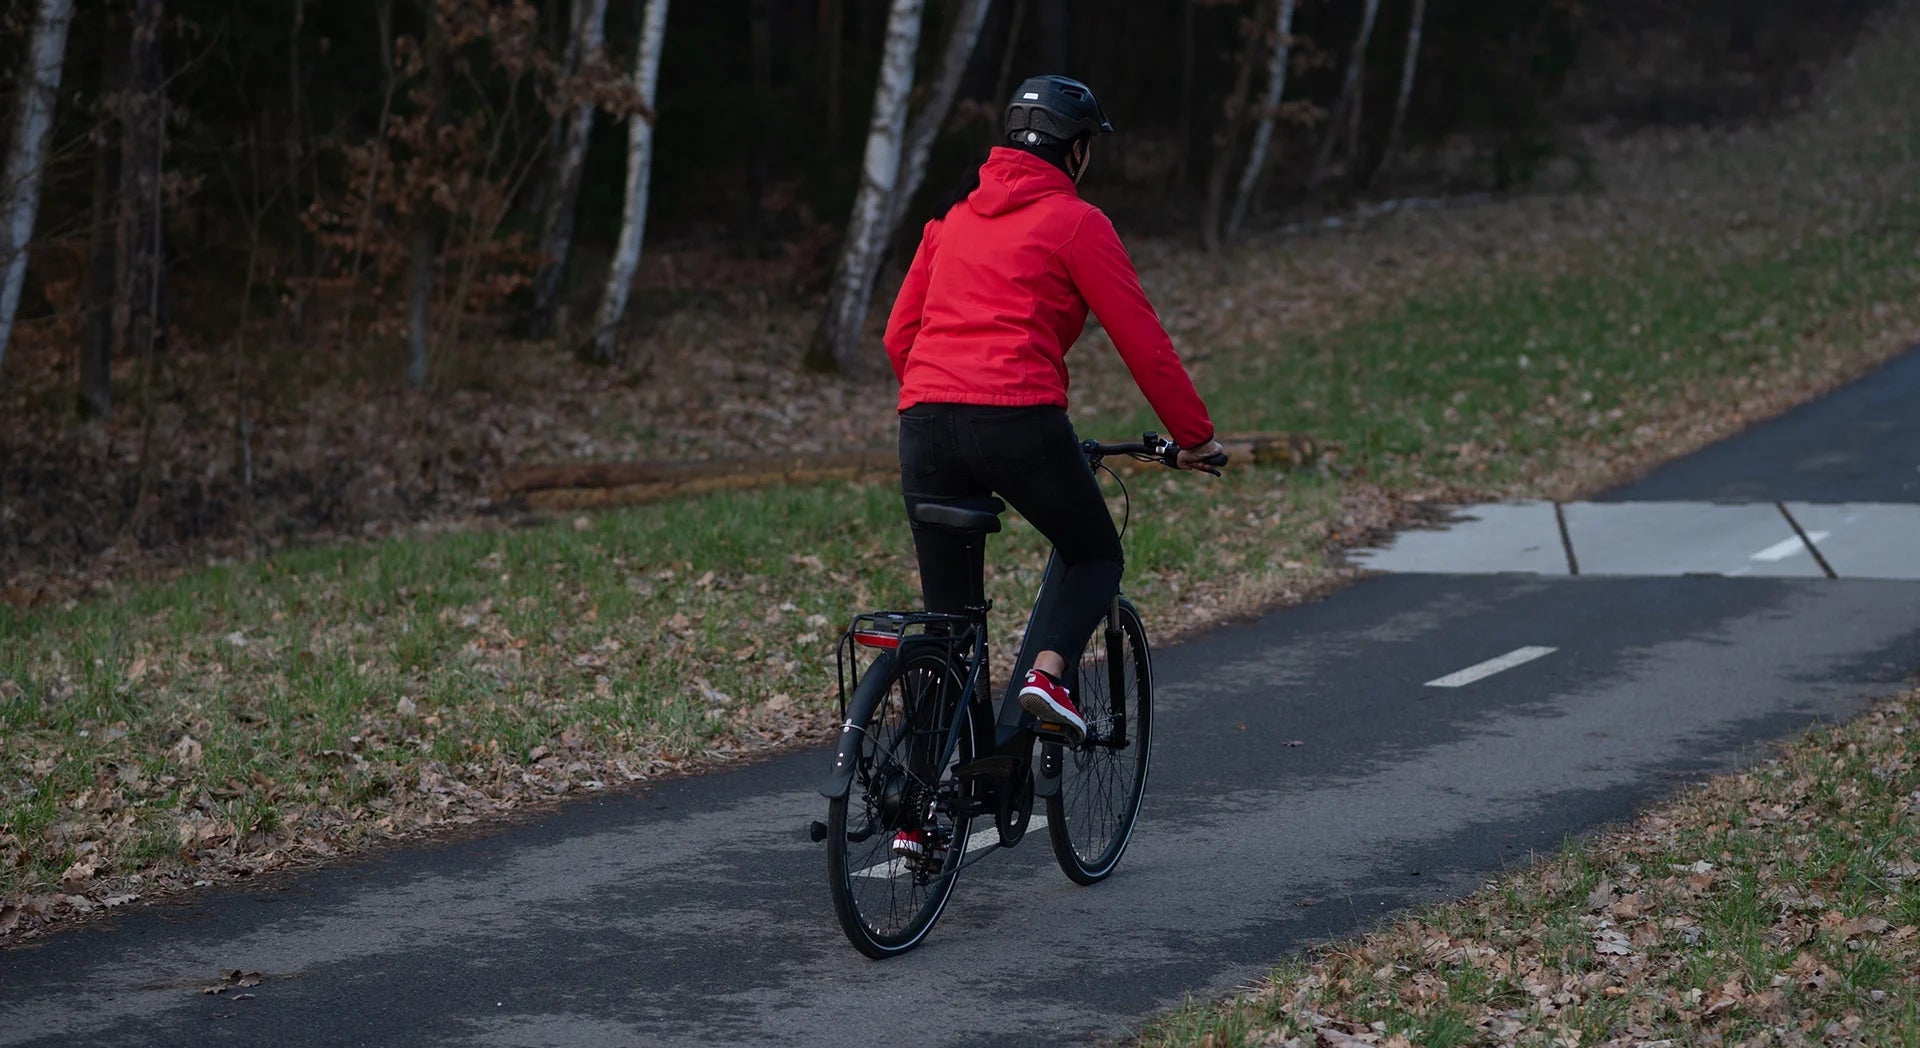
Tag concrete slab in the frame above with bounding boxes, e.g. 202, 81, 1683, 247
1349, 501, 1569, 575
1561, 501, 1825, 578
1783, 503, 1920, 580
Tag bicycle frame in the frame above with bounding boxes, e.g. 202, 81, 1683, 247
822, 434, 1183, 807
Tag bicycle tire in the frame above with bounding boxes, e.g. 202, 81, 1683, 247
825, 650, 975, 958
1046, 597, 1152, 885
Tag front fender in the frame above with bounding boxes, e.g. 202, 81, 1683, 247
818, 649, 897, 798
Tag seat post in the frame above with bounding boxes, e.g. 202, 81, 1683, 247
963, 534, 990, 619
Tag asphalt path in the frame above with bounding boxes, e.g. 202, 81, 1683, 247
3, 347, 1918, 1047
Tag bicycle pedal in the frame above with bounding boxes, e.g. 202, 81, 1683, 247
1031, 722, 1081, 744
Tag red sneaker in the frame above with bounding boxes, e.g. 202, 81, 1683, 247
1018, 669, 1086, 744
891, 825, 949, 873
891, 829, 928, 860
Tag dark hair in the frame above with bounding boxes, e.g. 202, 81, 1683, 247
927, 153, 988, 222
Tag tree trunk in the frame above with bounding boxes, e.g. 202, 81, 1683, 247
404, 3, 448, 388
1171, 0, 1196, 189
526, 0, 610, 337
80, 26, 123, 418
116, 0, 166, 373
742, 0, 773, 257
802, 0, 923, 375
586, 0, 670, 365
283, 0, 311, 342
1224, 0, 1296, 242
1369, 0, 1427, 183
1202, 8, 1266, 252
338, 0, 396, 341
0, 0, 75, 374
993, 0, 1026, 111
883, 0, 989, 241
1310, 0, 1383, 185
405, 224, 436, 387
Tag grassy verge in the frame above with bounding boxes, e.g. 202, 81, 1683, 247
4, 7, 1919, 942
1137, 690, 1920, 1048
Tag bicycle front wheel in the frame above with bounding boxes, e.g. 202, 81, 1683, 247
825, 650, 974, 958
1046, 597, 1152, 884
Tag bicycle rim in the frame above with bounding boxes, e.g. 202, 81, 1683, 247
825, 652, 974, 957
1047, 599, 1151, 884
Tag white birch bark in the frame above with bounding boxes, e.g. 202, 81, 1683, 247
883, 0, 990, 242
1310, 0, 1383, 183
1373, 0, 1428, 178
0, 0, 75, 372
528, 0, 610, 336
588, 0, 670, 363
804, 0, 923, 374
1224, 0, 1297, 242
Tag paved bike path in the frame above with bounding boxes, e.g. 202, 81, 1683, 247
3, 347, 1918, 1047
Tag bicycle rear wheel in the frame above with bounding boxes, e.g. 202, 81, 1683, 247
1046, 597, 1152, 884
826, 650, 975, 958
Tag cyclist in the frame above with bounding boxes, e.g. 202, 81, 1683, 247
882, 74, 1223, 860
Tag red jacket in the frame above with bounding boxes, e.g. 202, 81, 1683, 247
883, 148, 1214, 448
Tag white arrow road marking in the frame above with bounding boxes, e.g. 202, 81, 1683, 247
1425, 646, 1559, 688
1751, 532, 1829, 562
853, 815, 1049, 878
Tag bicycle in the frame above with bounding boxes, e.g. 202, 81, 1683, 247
811, 432, 1227, 958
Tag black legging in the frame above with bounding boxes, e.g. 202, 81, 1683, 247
898, 404, 1122, 667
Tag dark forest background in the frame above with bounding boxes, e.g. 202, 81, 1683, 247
0, 0, 1890, 589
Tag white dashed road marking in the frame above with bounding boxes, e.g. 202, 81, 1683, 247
853, 815, 1049, 878
1750, 532, 1829, 562
1425, 646, 1559, 689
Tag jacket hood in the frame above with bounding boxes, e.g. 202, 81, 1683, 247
967, 147, 1078, 218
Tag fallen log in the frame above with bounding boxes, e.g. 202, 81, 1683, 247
495, 433, 1330, 512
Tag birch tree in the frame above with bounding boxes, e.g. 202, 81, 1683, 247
0, 0, 74, 372
883, 0, 990, 244
1201, 9, 1266, 253
1224, 0, 1297, 242
586, 0, 669, 365
1370, 0, 1428, 182
1310, 0, 1383, 185
527, 0, 610, 338
803, 0, 923, 375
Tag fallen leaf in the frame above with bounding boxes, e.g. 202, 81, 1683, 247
170, 734, 203, 765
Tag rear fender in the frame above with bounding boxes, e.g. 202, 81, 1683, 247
818, 650, 897, 798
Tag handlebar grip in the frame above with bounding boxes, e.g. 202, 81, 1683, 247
1199, 450, 1230, 468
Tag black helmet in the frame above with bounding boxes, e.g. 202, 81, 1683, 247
1004, 75, 1115, 148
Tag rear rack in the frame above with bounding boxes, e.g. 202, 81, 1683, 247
834, 611, 976, 720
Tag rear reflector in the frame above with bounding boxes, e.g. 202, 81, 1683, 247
852, 630, 901, 650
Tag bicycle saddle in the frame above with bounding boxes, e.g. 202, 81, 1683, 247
910, 497, 1005, 534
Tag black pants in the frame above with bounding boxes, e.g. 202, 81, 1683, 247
899, 404, 1123, 667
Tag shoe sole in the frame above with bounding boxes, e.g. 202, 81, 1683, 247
1019, 687, 1087, 744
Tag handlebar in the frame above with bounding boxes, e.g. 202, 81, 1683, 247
1081, 432, 1230, 476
